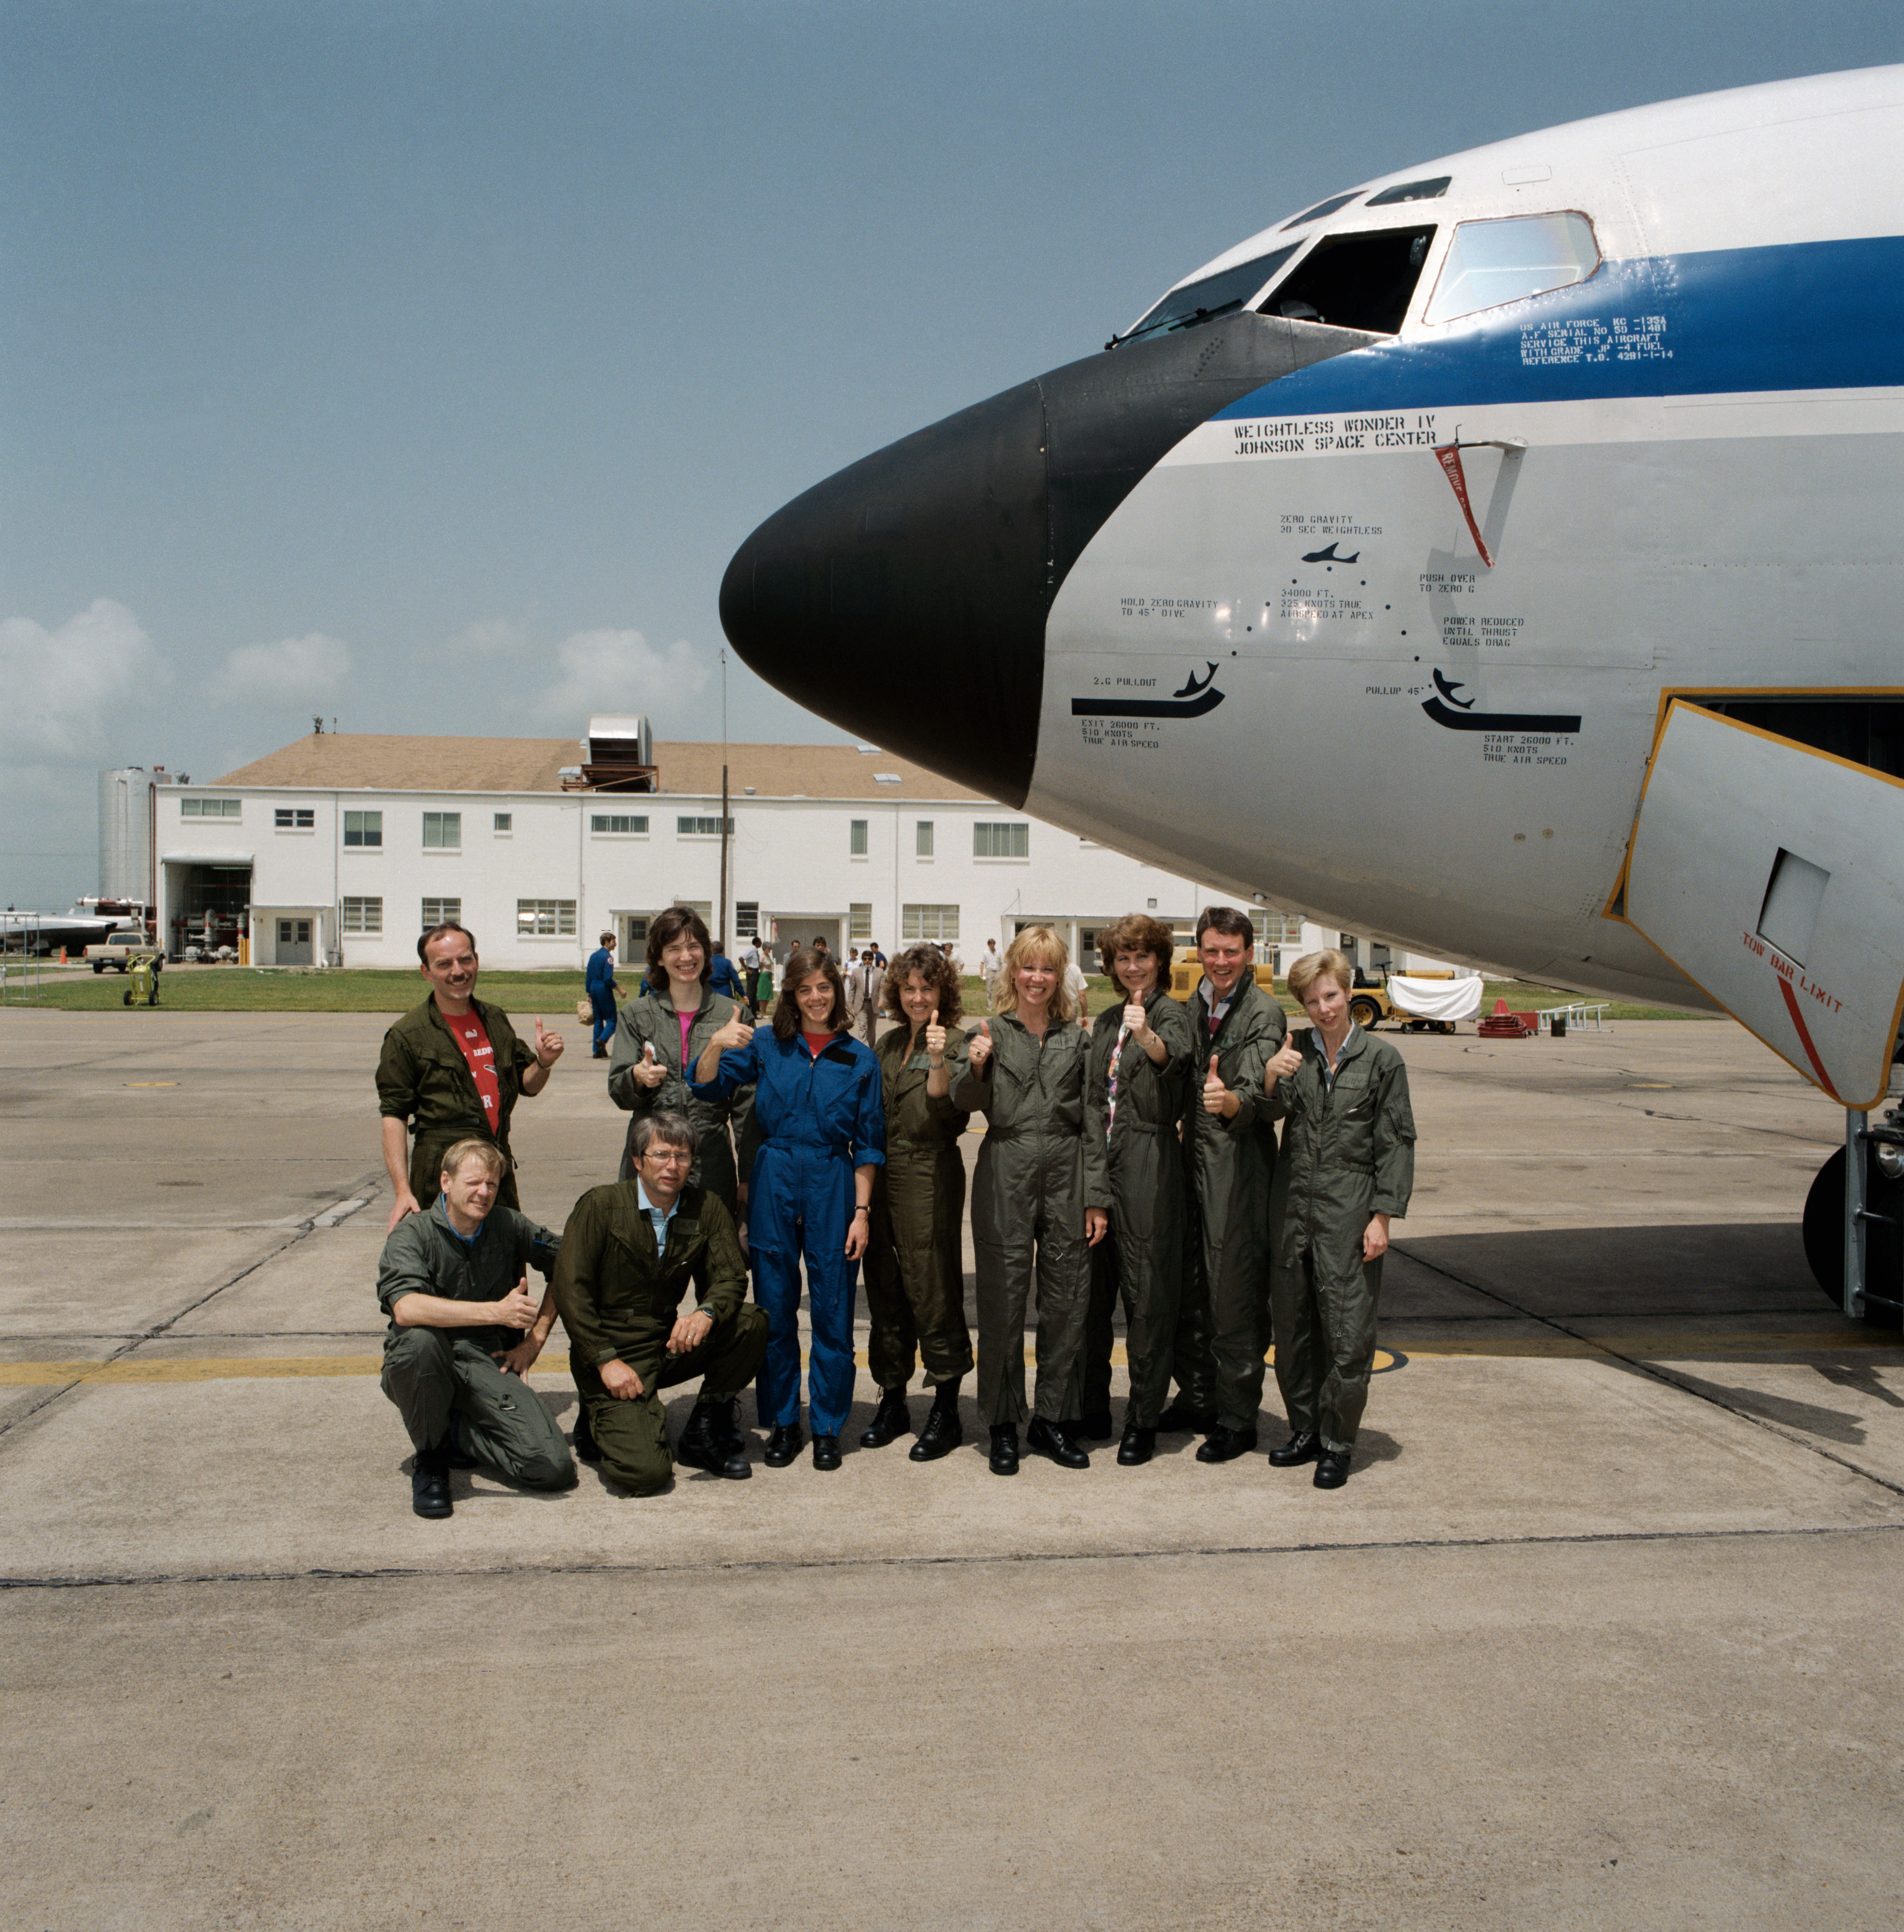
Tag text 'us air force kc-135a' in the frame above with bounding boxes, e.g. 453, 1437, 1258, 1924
720, 66, 1904, 1324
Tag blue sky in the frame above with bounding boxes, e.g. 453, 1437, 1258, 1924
3, 0, 1899, 905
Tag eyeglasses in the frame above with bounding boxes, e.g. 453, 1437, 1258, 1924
641, 1148, 692, 1167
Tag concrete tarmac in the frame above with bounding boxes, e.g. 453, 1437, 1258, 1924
3, 1008, 1901, 1930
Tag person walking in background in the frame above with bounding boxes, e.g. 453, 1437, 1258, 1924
693, 946, 885, 1472
1262, 948, 1415, 1489
377, 921, 564, 1229
709, 942, 748, 1007
978, 937, 1002, 1012
608, 908, 753, 1216
1062, 952, 1091, 1024
585, 930, 622, 1059
952, 926, 1109, 1475
848, 945, 884, 1048
861, 943, 973, 1461
1081, 914, 1195, 1465
1174, 906, 1288, 1462
738, 936, 764, 1017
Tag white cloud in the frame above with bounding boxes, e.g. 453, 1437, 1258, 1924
0, 598, 162, 759
535, 627, 707, 722
219, 632, 353, 701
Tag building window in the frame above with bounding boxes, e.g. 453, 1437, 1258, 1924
973, 821, 1029, 859
915, 820, 934, 857
343, 810, 382, 848
421, 897, 461, 930
181, 797, 241, 819
517, 899, 577, 937
849, 819, 868, 857
902, 903, 959, 941
591, 813, 649, 835
674, 899, 713, 922
342, 896, 383, 934
1262, 912, 1303, 946
735, 901, 760, 938
422, 811, 461, 850
274, 808, 315, 829
493, 813, 512, 834
849, 902, 873, 941
676, 815, 734, 837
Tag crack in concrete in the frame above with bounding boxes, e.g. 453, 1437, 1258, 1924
0, 1167, 387, 1442
4, 1518, 1900, 1592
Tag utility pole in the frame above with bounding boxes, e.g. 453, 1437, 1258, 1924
718, 649, 729, 949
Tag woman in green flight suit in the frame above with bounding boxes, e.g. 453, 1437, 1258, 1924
1081, 913, 1196, 1466
606, 908, 754, 1213
951, 926, 1110, 1475
859, 942, 974, 1462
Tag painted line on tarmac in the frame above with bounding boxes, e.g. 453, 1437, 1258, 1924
4, 1332, 1891, 1388
4, 1518, 1901, 1593
1392, 1239, 1904, 1498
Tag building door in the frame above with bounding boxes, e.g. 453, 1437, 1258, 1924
277, 918, 313, 966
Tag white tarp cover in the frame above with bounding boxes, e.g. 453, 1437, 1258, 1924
1387, 975, 1484, 1023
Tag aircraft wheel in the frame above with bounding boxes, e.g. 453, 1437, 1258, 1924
1802, 1146, 1904, 1328
1350, 997, 1382, 1031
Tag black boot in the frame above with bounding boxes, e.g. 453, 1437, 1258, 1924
1195, 1423, 1259, 1464
811, 1433, 842, 1471
859, 1386, 911, 1448
1116, 1423, 1156, 1465
988, 1424, 1019, 1476
764, 1421, 804, 1468
910, 1380, 963, 1462
1026, 1417, 1090, 1469
1313, 1448, 1351, 1489
572, 1405, 601, 1465
410, 1443, 453, 1519
676, 1399, 753, 1480
1268, 1429, 1320, 1468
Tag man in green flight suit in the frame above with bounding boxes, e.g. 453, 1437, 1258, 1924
376, 1138, 575, 1519
555, 1111, 768, 1496
1262, 947, 1416, 1488
1173, 905, 1288, 1462
376, 921, 564, 1229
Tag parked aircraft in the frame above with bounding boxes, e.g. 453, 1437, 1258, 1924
720, 67, 1904, 1318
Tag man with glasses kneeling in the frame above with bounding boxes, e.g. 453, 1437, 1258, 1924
555, 1112, 768, 1493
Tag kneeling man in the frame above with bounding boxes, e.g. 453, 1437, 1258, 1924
377, 1139, 576, 1519
555, 1112, 768, 1494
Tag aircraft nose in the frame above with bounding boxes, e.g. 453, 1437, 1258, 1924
719, 377, 1050, 806
721, 312, 1371, 806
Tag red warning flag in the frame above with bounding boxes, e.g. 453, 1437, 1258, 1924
1433, 443, 1494, 569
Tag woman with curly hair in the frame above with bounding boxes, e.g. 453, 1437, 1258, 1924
692, 946, 885, 1472
1081, 913, 1196, 1465
951, 926, 1110, 1475
859, 943, 974, 1461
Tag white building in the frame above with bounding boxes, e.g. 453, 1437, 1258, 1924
157, 723, 1429, 975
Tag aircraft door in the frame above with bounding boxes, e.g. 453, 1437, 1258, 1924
1621, 701, 1904, 1107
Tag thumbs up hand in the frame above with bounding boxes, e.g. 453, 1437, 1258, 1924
1265, 1038, 1304, 1084
1123, 999, 1149, 1040
533, 1017, 565, 1068
968, 1018, 993, 1071
632, 1038, 667, 1090
711, 1011, 755, 1054
1201, 1051, 1236, 1118
924, 1007, 947, 1065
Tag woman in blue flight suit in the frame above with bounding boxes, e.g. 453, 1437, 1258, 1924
692, 945, 885, 1471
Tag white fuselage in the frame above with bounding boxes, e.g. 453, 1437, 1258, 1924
1025, 66, 1904, 1009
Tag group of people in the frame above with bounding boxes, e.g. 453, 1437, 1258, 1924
373, 904, 1414, 1518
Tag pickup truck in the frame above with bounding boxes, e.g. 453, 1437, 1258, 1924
85, 930, 164, 974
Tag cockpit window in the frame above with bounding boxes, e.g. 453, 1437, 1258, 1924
1258, 226, 1435, 335
1422, 212, 1600, 324
1117, 242, 1302, 346
1280, 191, 1362, 231
1366, 175, 1451, 206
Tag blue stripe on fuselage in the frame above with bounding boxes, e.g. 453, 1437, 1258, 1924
1212, 236, 1904, 421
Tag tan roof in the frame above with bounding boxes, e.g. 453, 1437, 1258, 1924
213, 734, 988, 803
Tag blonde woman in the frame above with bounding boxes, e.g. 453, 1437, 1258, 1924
951, 927, 1110, 1474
